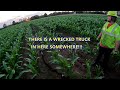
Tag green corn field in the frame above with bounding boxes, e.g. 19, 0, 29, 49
0, 14, 120, 79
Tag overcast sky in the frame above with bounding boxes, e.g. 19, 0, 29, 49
0, 11, 55, 23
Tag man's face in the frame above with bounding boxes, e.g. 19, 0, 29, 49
107, 16, 111, 22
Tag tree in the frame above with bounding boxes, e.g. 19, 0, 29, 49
12, 21, 16, 25
3, 24, 7, 28
30, 15, 39, 20
44, 13, 47, 17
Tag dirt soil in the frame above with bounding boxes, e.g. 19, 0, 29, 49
35, 50, 61, 79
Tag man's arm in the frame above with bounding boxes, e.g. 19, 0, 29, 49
97, 32, 102, 40
112, 41, 120, 54
115, 41, 120, 51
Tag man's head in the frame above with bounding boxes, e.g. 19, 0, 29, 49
107, 16, 117, 22
107, 11, 118, 22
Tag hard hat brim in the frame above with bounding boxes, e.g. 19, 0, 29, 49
107, 14, 118, 17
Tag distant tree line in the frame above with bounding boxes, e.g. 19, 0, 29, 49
74, 11, 107, 14
30, 11, 74, 20
30, 13, 48, 20
48, 11, 74, 16
1, 11, 108, 29
1, 21, 22, 29
29, 11, 107, 21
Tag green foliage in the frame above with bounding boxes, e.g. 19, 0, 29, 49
0, 14, 120, 79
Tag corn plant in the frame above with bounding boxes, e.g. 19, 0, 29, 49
94, 65, 104, 79
0, 29, 25, 79
24, 48, 40, 78
23, 25, 40, 79
112, 53, 120, 71
48, 50, 79, 78
85, 59, 92, 79
82, 42, 98, 56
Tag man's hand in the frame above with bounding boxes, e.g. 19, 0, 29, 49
113, 41, 120, 54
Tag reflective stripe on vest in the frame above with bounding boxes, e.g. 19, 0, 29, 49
102, 24, 119, 37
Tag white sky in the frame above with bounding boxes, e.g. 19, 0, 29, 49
0, 11, 55, 23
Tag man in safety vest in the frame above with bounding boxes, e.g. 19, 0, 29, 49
92, 11, 120, 73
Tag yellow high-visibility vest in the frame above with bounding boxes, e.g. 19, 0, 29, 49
100, 22, 120, 48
